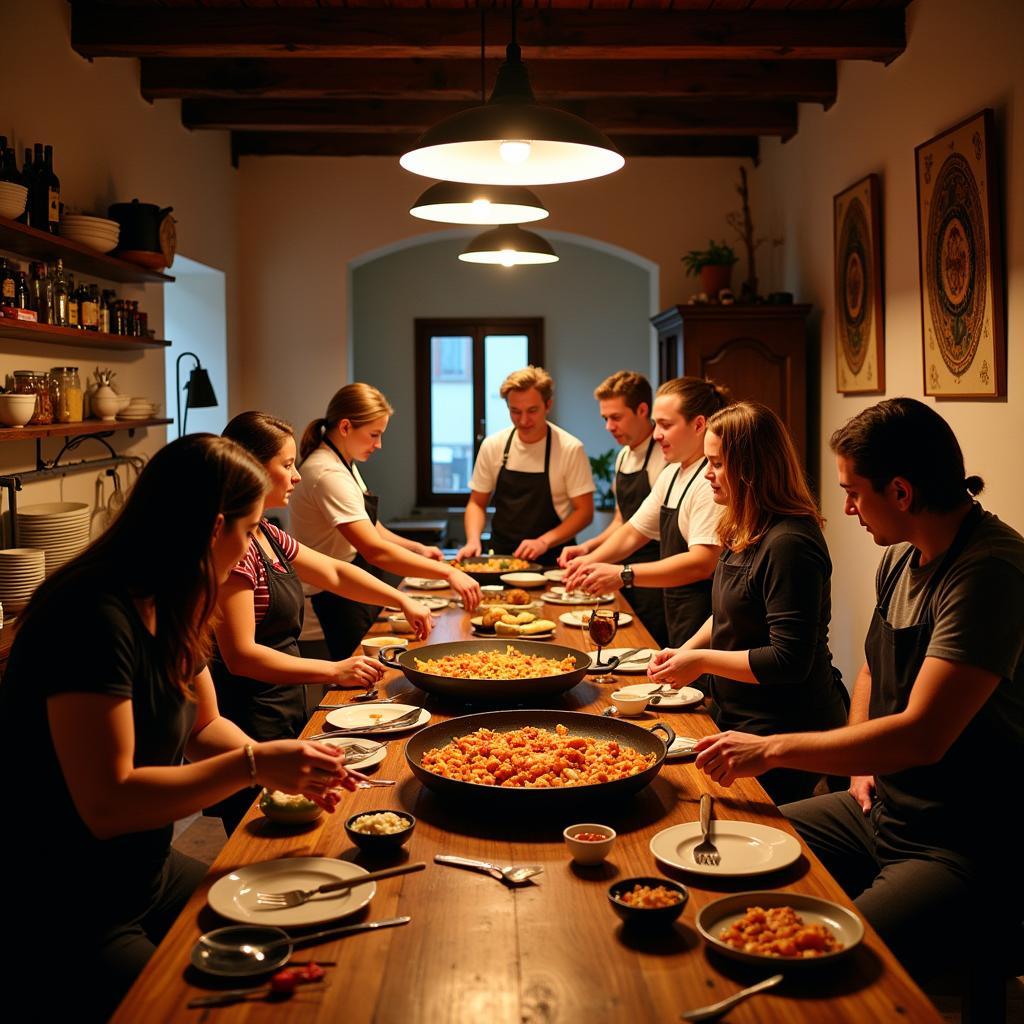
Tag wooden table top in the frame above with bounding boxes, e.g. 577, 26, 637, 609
112, 587, 942, 1023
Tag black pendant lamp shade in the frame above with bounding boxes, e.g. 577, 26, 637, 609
410, 181, 549, 225
176, 351, 218, 437
400, 41, 623, 186
459, 224, 559, 266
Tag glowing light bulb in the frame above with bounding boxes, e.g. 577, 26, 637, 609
499, 141, 532, 165
471, 198, 492, 210
500, 250, 517, 267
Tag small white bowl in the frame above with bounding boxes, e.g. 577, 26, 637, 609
500, 571, 547, 588
386, 613, 416, 634
361, 635, 409, 657
0, 393, 38, 428
610, 691, 649, 717
564, 823, 617, 865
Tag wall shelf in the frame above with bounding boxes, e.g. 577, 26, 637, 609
0, 214, 175, 284
0, 318, 169, 351
0, 418, 171, 444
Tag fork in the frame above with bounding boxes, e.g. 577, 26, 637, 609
319, 689, 413, 709
313, 707, 422, 737
692, 793, 721, 866
256, 861, 426, 908
680, 973, 783, 1021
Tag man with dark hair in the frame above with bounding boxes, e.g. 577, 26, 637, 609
690, 398, 1024, 978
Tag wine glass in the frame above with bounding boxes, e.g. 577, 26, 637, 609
588, 608, 620, 684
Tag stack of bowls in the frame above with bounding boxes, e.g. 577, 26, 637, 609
0, 182, 28, 220
0, 548, 45, 614
118, 397, 159, 421
16, 502, 92, 576
59, 214, 120, 254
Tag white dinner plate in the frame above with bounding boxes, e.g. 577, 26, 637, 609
319, 736, 387, 771
324, 703, 431, 734
543, 569, 566, 582
469, 617, 555, 641
559, 610, 633, 628
617, 682, 704, 707
666, 736, 700, 760
207, 857, 374, 927
499, 571, 548, 588
409, 596, 451, 612
585, 648, 656, 674
650, 820, 803, 878
696, 891, 864, 967
541, 590, 615, 606
403, 577, 449, 590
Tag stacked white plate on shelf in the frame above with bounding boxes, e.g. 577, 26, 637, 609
0, 547, 45, 614
0, 182, 28, 220
59, 214, 120, 254
16, 502, 92, 576
118, 397, 160, 421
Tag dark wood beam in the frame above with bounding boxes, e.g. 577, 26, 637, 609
184, 98, 797, 139
230, 131, 760, 162
72, 8, 905, 63
142, 57, 837, 107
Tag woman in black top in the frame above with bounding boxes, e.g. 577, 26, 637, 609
649, 402, 848, 803
0, 435, 361, 1021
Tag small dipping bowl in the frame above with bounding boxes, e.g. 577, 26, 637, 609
258, 789, 323, 826
362, 635, 409, 658
190, 925, 292, 977
345, 809, 416, 855
564, 823, 617, 865
386, 613, 416, 634
610, 691, 649, 717
608, 876, 689, 928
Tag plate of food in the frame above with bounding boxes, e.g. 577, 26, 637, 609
323, 703, 431, 734
318, 736, 387, 771
409, 596, 451, 612
616, 682, 704, 705
470, 608, 556, 639
450, 556, 543, 582
695, 891, 864, 967
542, 590, 616, 606
650, 820, 802, 878
403, 577, 449, 590
559, 610, 633, 628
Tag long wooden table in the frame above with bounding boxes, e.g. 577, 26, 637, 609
113, 589, 942, 1023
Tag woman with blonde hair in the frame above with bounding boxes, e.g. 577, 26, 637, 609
649, 401, 848, 803
291, 383, 481, 659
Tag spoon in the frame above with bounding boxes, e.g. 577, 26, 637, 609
434, 855, 543, 886
602, 706, 619, 718
350, 688, 415, 705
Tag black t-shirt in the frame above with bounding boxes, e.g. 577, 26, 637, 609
0, 566, 196, 923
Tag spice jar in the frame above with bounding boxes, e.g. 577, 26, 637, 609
51, 366, 83, 423
12, 370, 54, 425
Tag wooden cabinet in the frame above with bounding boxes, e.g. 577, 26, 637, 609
651, 304, 811, 463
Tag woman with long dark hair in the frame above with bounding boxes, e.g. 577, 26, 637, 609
0, 435, 359, 1020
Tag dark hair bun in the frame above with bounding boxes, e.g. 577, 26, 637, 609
965, 474, 985, 496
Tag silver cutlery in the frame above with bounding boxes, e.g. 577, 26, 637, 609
434, 855, 542, 886
679, 973, 783, 1021
197, 916, 410, 958
256, 862, 426, 908
308, 708, 422, 739
355, 778, 396, 789
321, 688, 413, 709
692, 793, 721, 866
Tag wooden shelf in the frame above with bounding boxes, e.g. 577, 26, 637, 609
0, 215, 174, 285
0, 418, 171, 444
0, 318, 169, 351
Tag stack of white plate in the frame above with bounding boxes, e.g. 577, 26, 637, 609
0, 182, 28, 220
118, 397, 160, 421
16, 502, 92, 576
0, 547, 45, 614
60, 214, 120, 254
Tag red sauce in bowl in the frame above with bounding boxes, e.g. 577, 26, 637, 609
573, 831, 609, 842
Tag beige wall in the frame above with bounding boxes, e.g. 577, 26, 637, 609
0, 0, 239, 513
753, 0, 1024, 682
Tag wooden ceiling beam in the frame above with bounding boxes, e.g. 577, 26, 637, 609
184, 98, 797, 138
141, 57, 837, 107
72, 8, 905, 63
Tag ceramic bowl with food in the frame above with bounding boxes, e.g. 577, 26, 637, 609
345, 809, 416, 854
608, 876, 689, 927
564, 823, 617, 865
258, 789, 323, 826
387, 613, 416, 634
610, 691, 650, 717
362, 635, 409, 658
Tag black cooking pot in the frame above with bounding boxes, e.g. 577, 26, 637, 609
107, 198, 173, 253
405, 709, 674, 810
448, 556, 543, 584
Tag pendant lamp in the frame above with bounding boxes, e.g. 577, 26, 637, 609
459, 225, 559, 267
410, 181, 548, 225
400, 11, 623, 186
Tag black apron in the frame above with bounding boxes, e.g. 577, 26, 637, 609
868, 504, 1006, 852
615, 437, 668, 648
209, 522, 306, 833
310, 438, 402, 660
488, 428, 570, 567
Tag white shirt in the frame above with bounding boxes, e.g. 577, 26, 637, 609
629, 459, 723, 548
289, 445, 371, 574
611, 435, 667, 500
469, 422, 595, 520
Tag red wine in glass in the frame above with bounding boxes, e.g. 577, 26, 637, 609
588, 609, 620, 683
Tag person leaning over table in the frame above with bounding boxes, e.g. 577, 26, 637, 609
562, 376, 729, 666
0, 435, 360, 1022
455, 365, 594, 567
290, 382, 481, 661
648, 401, 849, 805
555, 370, 670, 646
207, 411, 434, 835
690, 398, 1024, 979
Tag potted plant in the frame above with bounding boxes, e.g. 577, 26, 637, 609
589, 449, 617, 512
681, 240, 738, 297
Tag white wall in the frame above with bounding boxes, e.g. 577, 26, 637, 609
753, 0, 1024, 683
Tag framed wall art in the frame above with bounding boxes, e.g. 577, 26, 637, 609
834, 174, 885, 394
915, 108, 1006, 398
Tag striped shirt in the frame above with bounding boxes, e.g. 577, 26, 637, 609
231, 521, 300, 625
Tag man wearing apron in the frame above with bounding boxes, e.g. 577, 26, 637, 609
558, 371, 668, 646
458, 365, 594, 567
691, 399, 1024, 980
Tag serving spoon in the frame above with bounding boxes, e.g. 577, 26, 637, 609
434, 854, 542, 886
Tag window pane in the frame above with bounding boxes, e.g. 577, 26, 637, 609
430, 335, 474, 493
483, 334, 529, 437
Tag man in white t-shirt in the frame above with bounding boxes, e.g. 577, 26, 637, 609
456, 365, 594, 567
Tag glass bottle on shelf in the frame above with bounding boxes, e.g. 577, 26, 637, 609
53, 259, 69, 326
51, 367, 83, 423
66, 273, 79, 328
0, 259, 15, 306
98, 289, 113, 333
17, 148, 33, 224
42, 144, 60, 234
30, 263, 52, 324
13, 271, 29, 310
80, 283, 99, 331
130, 300, 141, 336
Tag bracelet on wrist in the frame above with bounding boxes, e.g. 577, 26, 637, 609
243, 743, 258, 786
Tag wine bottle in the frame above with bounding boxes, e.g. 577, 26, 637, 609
17, 148, 33, 224
66, 272, 79, 328
13, 271, 30, 310
0, 259, 15, 306
43, 144, 60, 233
53, 259, 69, 326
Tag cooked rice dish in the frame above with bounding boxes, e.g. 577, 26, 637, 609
414, 645, 575, 679
719, 906, 844, 958
452, 557, 531, 572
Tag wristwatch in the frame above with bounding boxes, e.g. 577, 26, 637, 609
620, 564, 634, 587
